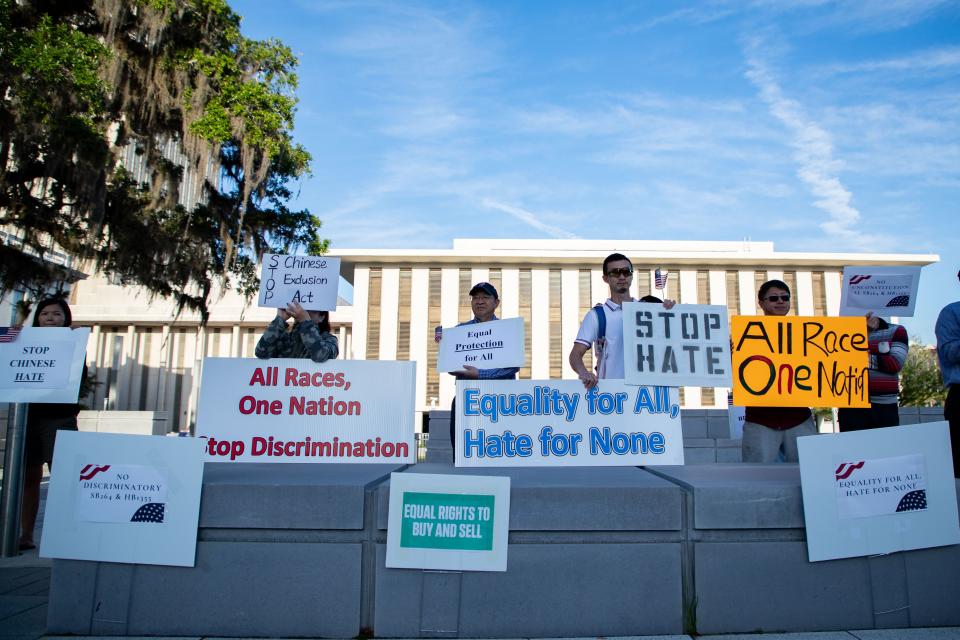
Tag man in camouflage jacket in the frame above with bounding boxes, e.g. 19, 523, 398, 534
256, 301, 339, 363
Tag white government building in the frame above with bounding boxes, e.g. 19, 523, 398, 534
50, 238, 936, 433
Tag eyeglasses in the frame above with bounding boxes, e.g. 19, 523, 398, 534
606, 268, 633, 277
763, 295, 791, 302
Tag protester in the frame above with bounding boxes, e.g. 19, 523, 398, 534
20, 298, 88, 551
934, 269, 960, 478
255, 301, 338, 362
838, 313, 908, 431
741, 279, 816, 463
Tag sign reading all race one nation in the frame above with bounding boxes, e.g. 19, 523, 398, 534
196, 358, 416, 463
258, 253, 341, 311
455, 379, 684, 467
437, 317, 525, 372
731, 315, 869, 408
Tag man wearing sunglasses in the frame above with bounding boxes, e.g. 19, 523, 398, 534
569, 253, 673, 388
741, 279, 817, 463
934, 269, 960, 478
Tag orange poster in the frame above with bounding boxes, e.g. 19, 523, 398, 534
731, 316, 869, 409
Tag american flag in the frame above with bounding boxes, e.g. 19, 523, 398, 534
434, 326, 443, 343
0, 326, 22, 343
131, 503, 165, 523
654, 268, 668, 290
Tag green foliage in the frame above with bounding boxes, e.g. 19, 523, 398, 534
899, 340, 947, 407
0, 0, 323, 321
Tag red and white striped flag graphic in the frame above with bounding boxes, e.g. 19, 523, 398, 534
654, 268, 668, 290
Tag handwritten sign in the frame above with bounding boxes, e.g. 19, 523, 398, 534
731, 316, 869, 408
623, 302, 731, 387
258, 254, 340, 311
387, 472, 510, 571
839, 266, 921, 317
437, 317, 524, 372
0, 327, 90, 403
455, 379, 684, 467
195, 358, 416, 463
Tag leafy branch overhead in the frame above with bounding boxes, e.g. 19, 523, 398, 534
0, 0, 324, 319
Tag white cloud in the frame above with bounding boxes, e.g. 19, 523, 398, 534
480, 198, 579, 239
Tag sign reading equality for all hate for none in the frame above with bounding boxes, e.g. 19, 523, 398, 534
622, 302, 731, 388
839, 265, 922, 317
731, 315, 869, 409
0, 326, 90, 403
437, 317, 525, 372
195, 358, 416, 463
258, 254, 340, 311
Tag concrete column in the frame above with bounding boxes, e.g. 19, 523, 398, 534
767, 269, 784, 282
501, 268, 520, 318
352, 267, 370, 359
825, 270, 842, 316
738, 270, 756, 314
561, 268, 580, 379
119, 325, 137, 410
709, 270, 727, 306
439, 267, 460, 405
796, 270, 815, 316
531, 268, 550, 379
410, 268, 429, 413
378, 267, 400, 360
679, 270, 697, 304
338, 326, 347, 359
231, 325, 241, 357
185, 326, 205, 434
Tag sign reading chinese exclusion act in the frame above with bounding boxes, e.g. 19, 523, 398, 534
40, 431, 206, 567
731, 316, 869, 408
258, 254, 341, 311
622, 302, 731, 387
0, 326, 90, 403
839, 265, 922, 317
797, 422, 960, 562
195, 358, 416, 463
437, 317, 525, 372
455, 379, 684, 467
387, 472, 510, 571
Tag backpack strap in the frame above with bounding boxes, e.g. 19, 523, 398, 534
593, 303, 606, 341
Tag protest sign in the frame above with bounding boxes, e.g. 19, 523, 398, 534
195, 358, 416, 463
623, 302, 731, 387
386, 472, 510, 571
797, 422, 960, 562
731, 316, 869, 408
454, 379, 684, 467
0, 326, 90, 403
437, 317, 524, 372
839, 266, 921, 317
258, 254, 340, 311
40, 431, 206, 567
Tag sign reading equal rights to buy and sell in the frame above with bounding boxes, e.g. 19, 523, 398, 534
731, 315, 869, 408
195, 358, 416, 463
386, 472, 511, 571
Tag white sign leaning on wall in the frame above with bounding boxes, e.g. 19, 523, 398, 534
622, 303, 731, 388
40, 431, 206, 567
258, 254, 341, 311
839, 265, 921, 317
0, 326, 90, 403
437, 317, 525, 372
196, 358, 416, 463
797, 422, 960, 562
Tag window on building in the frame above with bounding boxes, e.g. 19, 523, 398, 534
519, 269, 532, 379
578, 268, 594, 372
426, 268, 441, 404
397, 269, 412, 361
366, 268, 382, 360
549, 269, 562, 379
701, 387, 715, 407
783, 270, 798, 315
488, 267, 502, 300
812, 271, 827, 316
459, 268, 473, 323
725, 270, 739, 318
753, 270, 768, 313
696, 269, 710, 304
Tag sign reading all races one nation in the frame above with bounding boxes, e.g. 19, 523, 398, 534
839, 265, 922, 317
0, 326, 90, 403
731, 316, 869, 408
455, 379, 684, 467
196, 358, 416, 463
437, 317, 525, 372
258, 254, 341, 311
622, 302, 731, 387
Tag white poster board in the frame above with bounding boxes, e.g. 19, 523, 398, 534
40, 431, 206, 567
839, 266, 921, 317
0, 327, 90, 403
196, 358, 416, 463
727, 394, 745, 440
386, 472, 510, 572
797, 422, 960, 562
455, 379, 684, 467
258, 254, 341, 311
623, 303, 731, 387
437, 317, 524, 372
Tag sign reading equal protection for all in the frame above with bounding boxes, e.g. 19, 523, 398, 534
731, 316, 869, 408
386, 472, 511, 571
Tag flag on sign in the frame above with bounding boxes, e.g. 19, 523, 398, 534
654, 268, 668, 290
0, 326, 22, 343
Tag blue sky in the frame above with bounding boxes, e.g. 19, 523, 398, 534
231, 0, 959, 344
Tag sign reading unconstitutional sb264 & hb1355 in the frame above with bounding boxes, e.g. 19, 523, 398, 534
258, 254, 340, 311
454, 379, 684, 467
195, 358, 416, 463
731, 316, 869, 408
622, 302, 731, 388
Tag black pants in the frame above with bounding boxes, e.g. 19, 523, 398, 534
449, 397, 457, 463
946, 385, 960, 478
838, 403, 900, 432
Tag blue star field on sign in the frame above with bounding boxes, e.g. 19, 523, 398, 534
886, 295, 910, 307
895, 490, 926, 512
131, 503, 165, 523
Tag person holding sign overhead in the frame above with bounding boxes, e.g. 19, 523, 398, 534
255, 301, 338, 363
741, 280, 817, 463
447, 282, 520, 459
934, 269, 960, 478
